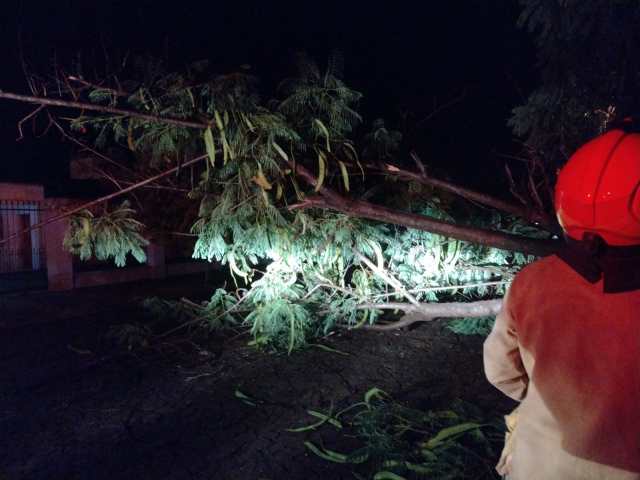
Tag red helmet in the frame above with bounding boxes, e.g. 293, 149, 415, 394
555, 128, 640, 246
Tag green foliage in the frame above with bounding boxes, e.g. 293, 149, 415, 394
63, 52, 547, 351
203, 288, 240, 328
190, 197, 532, 350
363, 119, 403, 162
63, 200, 149, 267
246, 299, 312, 353
446, 317, 495, 336
141, 290, 241, 331
278, 51, 363, 140
292, 388, 504, 479
510, 0, 640, 164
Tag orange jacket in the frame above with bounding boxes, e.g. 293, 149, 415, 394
484, 255, 640, 479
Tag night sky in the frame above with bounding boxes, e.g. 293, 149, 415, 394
0, 1, 535, 194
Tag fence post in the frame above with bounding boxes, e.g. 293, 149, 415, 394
44, 209, 74, 291
147, 243, 167, 280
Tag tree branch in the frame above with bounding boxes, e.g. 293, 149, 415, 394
414, 88, 468, 129
290, 194, 559, 257
0, 90, 209, 130
67, 75, 129, 97
16, 105, 45, 141
289, 160, 559, 255
49, 115, 134, 173
356, 298, 502, 331
384, 152, 558, 231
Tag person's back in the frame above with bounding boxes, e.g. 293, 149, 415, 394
485, 254, 640, 479
484, 123, 640, 479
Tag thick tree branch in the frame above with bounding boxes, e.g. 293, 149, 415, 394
383, 152, 558, 231
290, 161, 559, 256
357, 298, 503, 331
290, 194, 559, 257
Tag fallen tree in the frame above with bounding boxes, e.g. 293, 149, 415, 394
0, 52, 559, 350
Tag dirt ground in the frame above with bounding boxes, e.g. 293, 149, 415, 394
0, 274, 515, 480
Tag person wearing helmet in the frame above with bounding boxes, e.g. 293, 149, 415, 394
483, 124, 640, 479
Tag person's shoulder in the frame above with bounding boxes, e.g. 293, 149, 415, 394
509, 255, 567, 293
517, 255, 564, 279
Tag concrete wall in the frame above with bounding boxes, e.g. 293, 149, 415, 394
0, 183, 44, 202
43, 209, 74, 291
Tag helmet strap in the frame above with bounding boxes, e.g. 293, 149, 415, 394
556, 235, 640, 293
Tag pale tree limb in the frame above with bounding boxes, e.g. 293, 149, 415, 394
289, 194, 559, 257
357, 298, 503, 331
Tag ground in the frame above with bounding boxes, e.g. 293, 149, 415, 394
0, 274, 515, 480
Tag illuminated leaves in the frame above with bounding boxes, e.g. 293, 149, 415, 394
203, 127, 216, 167
63, 201, 149, 267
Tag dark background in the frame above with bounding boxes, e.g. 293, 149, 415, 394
0, 1, 536, 194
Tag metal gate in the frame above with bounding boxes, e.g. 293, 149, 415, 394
0, 201, 47, 292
